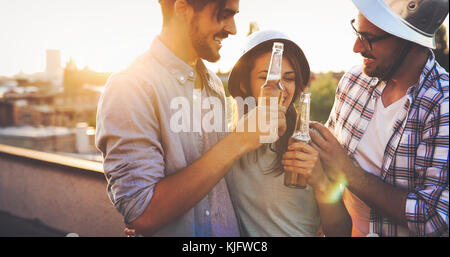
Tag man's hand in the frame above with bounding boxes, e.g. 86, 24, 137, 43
310, 122, 412, 229
235, 105, 286, 153
309, 121, 353, 184
124, 227, 137, 237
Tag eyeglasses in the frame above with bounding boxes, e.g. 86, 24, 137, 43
351, 19, 393, 51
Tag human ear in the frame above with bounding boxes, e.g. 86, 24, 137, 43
174, 0, 194, 21
239, 82, 248, 96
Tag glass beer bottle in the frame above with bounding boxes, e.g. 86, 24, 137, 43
284, 92, 311, 189
259, 42, 285, 106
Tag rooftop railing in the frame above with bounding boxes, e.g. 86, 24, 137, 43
0, 143, 125, 237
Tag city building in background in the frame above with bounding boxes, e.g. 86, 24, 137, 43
0, 50, 108, 161
46, 49, 63, 86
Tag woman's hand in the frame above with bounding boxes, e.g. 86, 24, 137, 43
282, 138, 327, 190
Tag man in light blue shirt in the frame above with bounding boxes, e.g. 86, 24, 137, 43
96, 0, 281, 237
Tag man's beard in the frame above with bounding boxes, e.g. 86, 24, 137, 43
361, 52, 389, 79
361, 43, 406, 81
189, 17, 222, 63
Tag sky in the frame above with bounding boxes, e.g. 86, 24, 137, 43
0, 0, 449, 77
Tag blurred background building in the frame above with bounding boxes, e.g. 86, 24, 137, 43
46, 49, 63, 86
0, 50, 109, 160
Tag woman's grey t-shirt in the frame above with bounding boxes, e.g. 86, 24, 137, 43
225, 145, 321, 237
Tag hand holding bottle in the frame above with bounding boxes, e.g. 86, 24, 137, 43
282, 138, 324, 189
234, 104, 287, 153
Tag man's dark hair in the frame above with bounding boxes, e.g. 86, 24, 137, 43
159, 0, 227, 24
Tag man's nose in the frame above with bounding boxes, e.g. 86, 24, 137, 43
224, 18, 237, 36
353, 37, 365, 54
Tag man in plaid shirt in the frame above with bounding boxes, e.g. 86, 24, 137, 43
310, 0, 448, 236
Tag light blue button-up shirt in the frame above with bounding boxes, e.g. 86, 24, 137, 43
96, 37, 240, 237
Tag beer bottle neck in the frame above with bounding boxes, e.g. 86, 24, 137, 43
266, 49, 283, 83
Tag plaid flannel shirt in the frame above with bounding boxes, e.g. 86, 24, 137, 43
326, 51, 449, 237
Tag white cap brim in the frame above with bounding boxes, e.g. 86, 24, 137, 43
352, 0, 436, 49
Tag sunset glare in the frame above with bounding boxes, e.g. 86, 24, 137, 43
1, 0, 448, 76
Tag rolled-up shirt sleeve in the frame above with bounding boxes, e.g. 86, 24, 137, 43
405, 99, 449, 236
95, 74, 165, 225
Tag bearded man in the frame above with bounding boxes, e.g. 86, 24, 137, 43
310, 0, 449, 236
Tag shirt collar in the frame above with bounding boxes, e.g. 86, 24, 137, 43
369, 50, 437, 105
406, 50, 437, 104
150, 36, 197, 85
149, 36, 222, 96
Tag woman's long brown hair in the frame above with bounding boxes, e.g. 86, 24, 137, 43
234, 40, 310, 174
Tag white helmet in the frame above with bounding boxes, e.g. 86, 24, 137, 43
228, 30, 310, 98
352, 0, 449, 49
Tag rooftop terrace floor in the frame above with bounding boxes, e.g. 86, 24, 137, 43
0, 210, 67, 237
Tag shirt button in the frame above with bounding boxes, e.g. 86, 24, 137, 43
205, 210, 210, 216
180, 76, 185, 82
189, 71, 195, 77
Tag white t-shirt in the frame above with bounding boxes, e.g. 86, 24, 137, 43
343, 88, 408, 237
